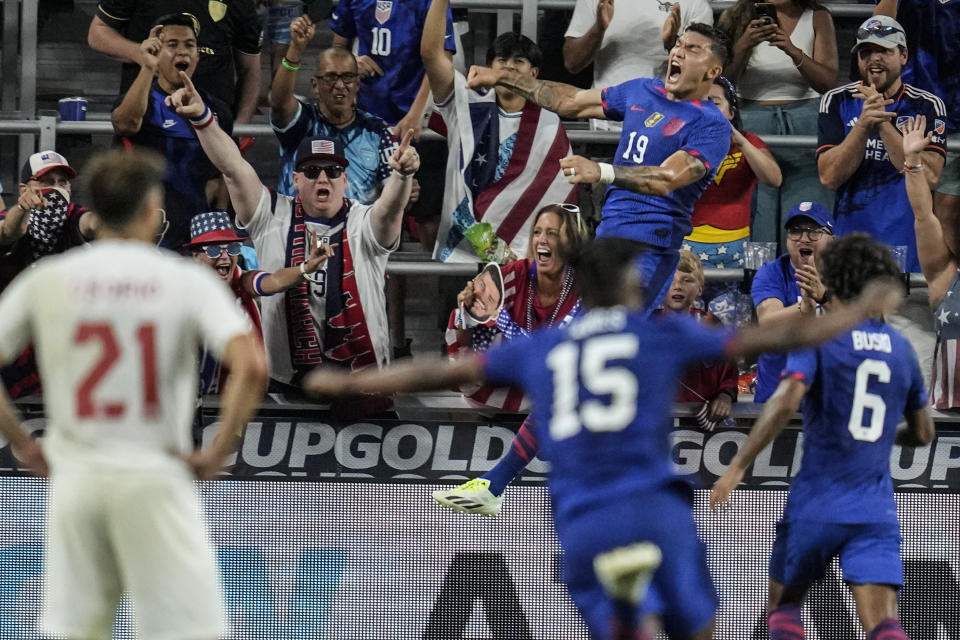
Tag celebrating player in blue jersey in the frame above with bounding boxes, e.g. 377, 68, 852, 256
711, 233, 934, 640
304, 237, 903, 640
465, 23, 733, 313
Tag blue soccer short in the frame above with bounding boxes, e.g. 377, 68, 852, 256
556, 482, 717, 639
769, 518, 904, 589
632, 244, 681, 317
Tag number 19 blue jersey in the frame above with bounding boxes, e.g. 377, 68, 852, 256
782, 319, 928, 524
481, 309, 734, 524
598, 78, 731, 250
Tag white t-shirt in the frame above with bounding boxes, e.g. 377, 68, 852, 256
565, 0, 714, 89
240, 187, 396, 382
0, 240, 251, 472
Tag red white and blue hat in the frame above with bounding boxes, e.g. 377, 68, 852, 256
20, 150, 77, 183
184, 210, 243, 248
295, 138, 350, 171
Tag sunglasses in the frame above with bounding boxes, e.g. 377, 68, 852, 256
857, 23, 903, 40
300, 165, 345, 180
199, 243, 243, 259
549, 203, 584, 232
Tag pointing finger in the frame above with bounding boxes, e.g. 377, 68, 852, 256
397, 128, 414, 156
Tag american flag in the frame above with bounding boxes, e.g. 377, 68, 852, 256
311, 139, 336, 155
375, 1, 392, 24
189, 210, 233, 239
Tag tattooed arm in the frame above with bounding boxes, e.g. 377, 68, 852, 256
559, 150, 706, 196
466, 65, 605, 120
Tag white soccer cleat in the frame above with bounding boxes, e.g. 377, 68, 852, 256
593, 542, 663, 604
432, 478, 504, 517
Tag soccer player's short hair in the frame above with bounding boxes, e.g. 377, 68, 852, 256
818, 233, 901, 302
486, 32, 543, 69
685, 22, 733, 69
82, 149, 166, 231
574, 238, 647, 309
677, 249, 705, 285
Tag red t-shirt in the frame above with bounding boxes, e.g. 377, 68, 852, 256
689, 131, 765, 232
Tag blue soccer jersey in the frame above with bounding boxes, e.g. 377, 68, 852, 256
273, 101, 397, 202
330, 0, 456, 126
782, 319, 928, 524
598, 78, 731, 250
750, 254, 803, 403
818, 82, 947, 272
481, 309, 734, 522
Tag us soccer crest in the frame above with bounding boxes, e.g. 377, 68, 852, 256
645, 112, 664, 127
375, 1, 393, 24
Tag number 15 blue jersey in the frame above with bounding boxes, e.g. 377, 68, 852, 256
782, 319, 928, 524
481, 309, 735, 524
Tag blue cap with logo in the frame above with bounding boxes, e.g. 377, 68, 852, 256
784, 201, 834, 232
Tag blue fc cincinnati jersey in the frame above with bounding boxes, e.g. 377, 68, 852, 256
783, 319, 928, 524
330, 0, 456, 126
274, 101, 398, 203
895, 0, 960, 131
481, 309, 734, 523
750, 254, 803, 403
818, 81, 947, 272
599, 78, 731, 250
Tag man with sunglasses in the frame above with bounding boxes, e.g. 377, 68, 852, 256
751, 201, 834, 403
168, 72, 419, 385
818, 14, 947, 274
183, 210, 334, 393
270, 19, 397, 203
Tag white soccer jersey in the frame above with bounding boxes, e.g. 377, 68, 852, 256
0, 240, 251, 472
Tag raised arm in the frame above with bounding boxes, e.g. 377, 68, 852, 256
558, 149, 707, 196
186, 332, 267, 479
818, 84, 895, 190
304, 352, 485, 397
0, 187, 46, 246
270, 15, 315, 128
562, 0, 612, 74
111, 26, 162, 136
466, 66, 604, 120
901, 115, 956, 305
167, 72, 263, 225
370, 130, 420, 247
768, 9, 838, 95
710, 376, 806, 509
421, 0, 456, 104
253, 236, 336, 295
734, 130, 782, 187
87, 14, 140, 63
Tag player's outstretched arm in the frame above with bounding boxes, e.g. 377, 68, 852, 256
710, 377, 805, 510
0, 388, 48, 477
466, 66, 604, 120
727, 277, 903, 360
304, 354, 484, 397
166, 71, 263, 226
559, 149, 708, 194
187, 333, 267, 480
896, 407, 934, 448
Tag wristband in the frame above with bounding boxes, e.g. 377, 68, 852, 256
299, 261, 310, 282
281, 57, 301, 72
189, 105, 214, 130
597, 162, 615, 185
251, 271, 269, 297
903, 162, 923, 173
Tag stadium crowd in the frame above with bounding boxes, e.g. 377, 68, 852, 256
0, 0, 959, 637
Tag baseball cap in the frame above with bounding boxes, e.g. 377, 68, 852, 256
851, 16, 906, 54
784, 201, 834, 232
295, 138, 350, 172
20, 151, 77, 184
183, 210, 243, 248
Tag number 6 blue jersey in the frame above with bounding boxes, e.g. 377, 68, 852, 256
598, 78, 731, 250
782, 319, 928, 524
481, 309, 734, 523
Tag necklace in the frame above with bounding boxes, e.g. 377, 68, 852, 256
526, 265, 574, 331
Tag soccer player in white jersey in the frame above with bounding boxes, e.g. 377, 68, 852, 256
0, 149, 268, 640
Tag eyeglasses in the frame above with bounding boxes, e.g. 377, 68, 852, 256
856, 22, 903, 41
300, 165, 345, 180
155, 208, 169, 246
199, 243, 243, 259
787, 227, 830, 242
315, 72, 358, 87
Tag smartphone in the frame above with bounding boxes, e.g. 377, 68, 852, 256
754, 2, 779, 26
303, 0, 333, 22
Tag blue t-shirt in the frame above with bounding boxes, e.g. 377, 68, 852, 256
783, 319, 928, 523
750, 254, 802, 403
481, 309, 734, 525
895, 0, 960, 131
273, 101, 397, 202
817, 81, 948, 272
598, 78, 731, 249
330, 0, 456, 125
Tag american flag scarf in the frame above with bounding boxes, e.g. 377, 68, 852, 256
430, 72, 577, 263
